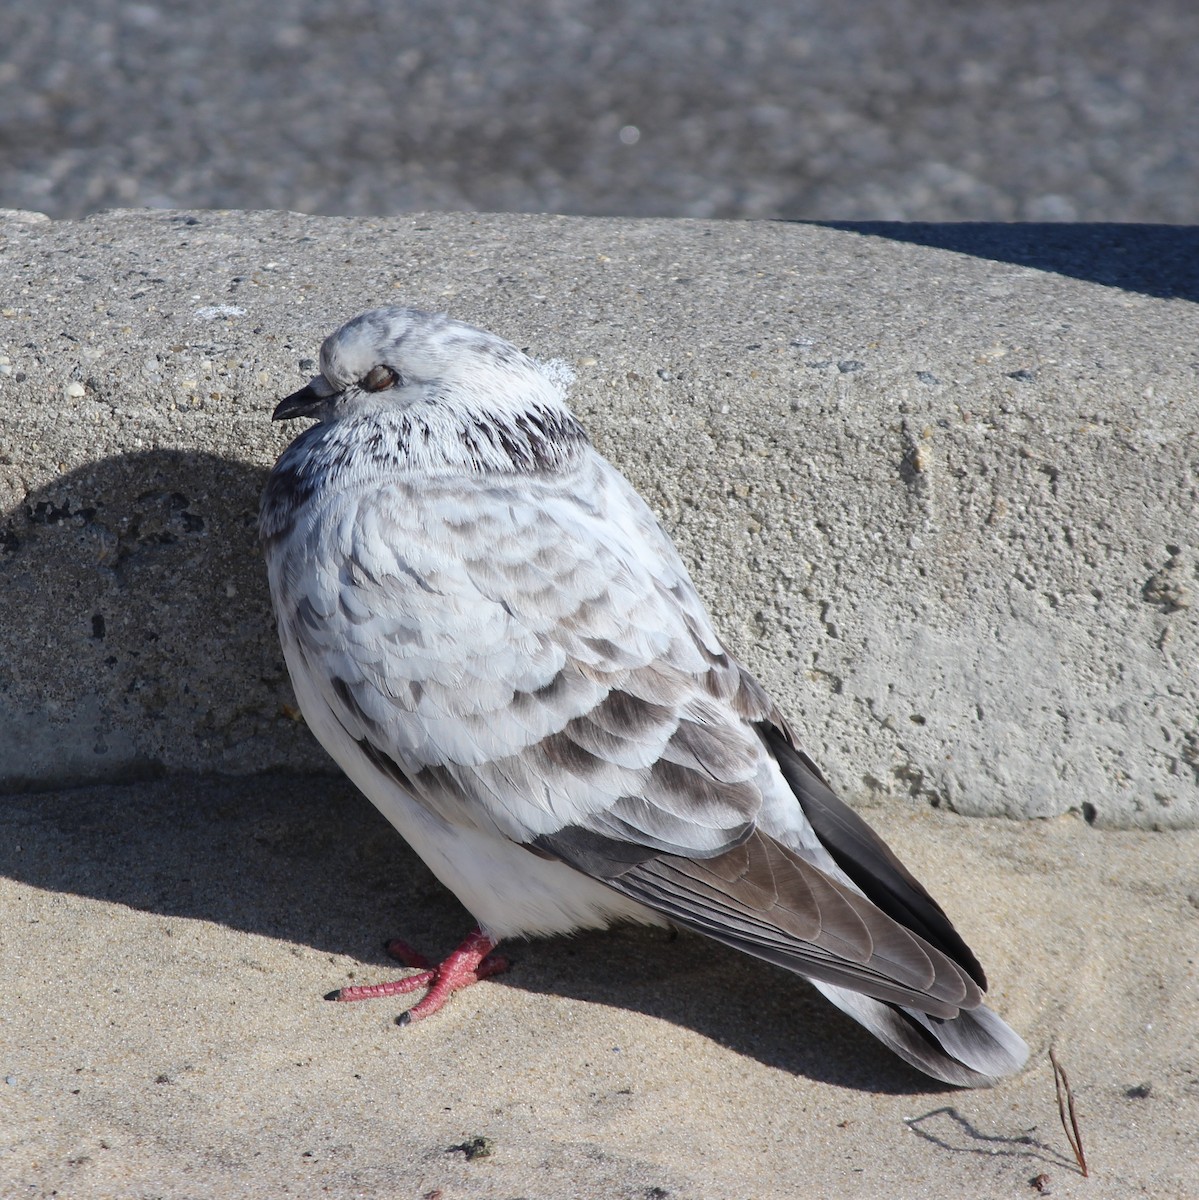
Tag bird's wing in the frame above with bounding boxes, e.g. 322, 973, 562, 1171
274, 450, 983, 1015
758, 723, 988, 988
275, 453, 768, 847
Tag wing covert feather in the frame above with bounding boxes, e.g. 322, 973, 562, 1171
277, 453, 766, 852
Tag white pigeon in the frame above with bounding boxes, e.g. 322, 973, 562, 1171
259, 306, 1029, 1088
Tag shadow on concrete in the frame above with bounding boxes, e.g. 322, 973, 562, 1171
0, 449, 323, 791
806, 221, 1199, 302
1, 772, 996, 1098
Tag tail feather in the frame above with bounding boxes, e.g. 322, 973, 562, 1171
812, 980, 1030, 1088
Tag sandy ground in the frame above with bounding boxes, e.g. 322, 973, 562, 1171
2, 774, 1197, 1199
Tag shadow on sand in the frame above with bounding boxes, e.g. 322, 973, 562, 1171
1, 771, 1024, 1102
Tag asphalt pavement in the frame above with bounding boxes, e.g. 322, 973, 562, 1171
2, 0, 1196, 222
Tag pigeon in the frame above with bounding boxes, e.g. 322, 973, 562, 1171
259, 306, 1029, 1087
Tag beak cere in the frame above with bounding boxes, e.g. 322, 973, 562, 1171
272, 381, 329, 421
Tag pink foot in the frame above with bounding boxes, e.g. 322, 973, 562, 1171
327, 927, 509, 1024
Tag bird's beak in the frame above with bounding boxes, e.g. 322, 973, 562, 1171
272, 375, 336, 421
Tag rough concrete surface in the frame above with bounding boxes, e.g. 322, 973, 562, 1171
0, 208, 1195, 824
1, 209, 1196, 827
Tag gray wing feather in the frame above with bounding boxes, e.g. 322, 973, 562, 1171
537, 826, 982, 1017
762, 723, 988, 988
276, 455, 763, 847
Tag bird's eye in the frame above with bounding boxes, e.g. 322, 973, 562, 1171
361, 365, 400, 392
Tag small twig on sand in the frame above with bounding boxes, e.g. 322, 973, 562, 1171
1049, 1047, 1089, 1178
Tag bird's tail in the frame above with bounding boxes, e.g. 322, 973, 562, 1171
811, 979, 1030, 1088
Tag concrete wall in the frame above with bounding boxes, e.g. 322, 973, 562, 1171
0, 208, 1194, 827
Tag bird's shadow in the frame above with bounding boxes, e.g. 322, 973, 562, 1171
0, 449, 326, 792
6, 771, 957, 1096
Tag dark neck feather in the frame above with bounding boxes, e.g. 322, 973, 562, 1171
260, 402, 592, 542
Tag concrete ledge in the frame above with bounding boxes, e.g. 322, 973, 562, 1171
0, 209, 1195, 827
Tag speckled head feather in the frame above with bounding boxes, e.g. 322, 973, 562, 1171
260, 307, 589, 541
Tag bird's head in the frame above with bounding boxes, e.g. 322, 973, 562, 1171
273, 307, 559, 424
269, 307, 588, 476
